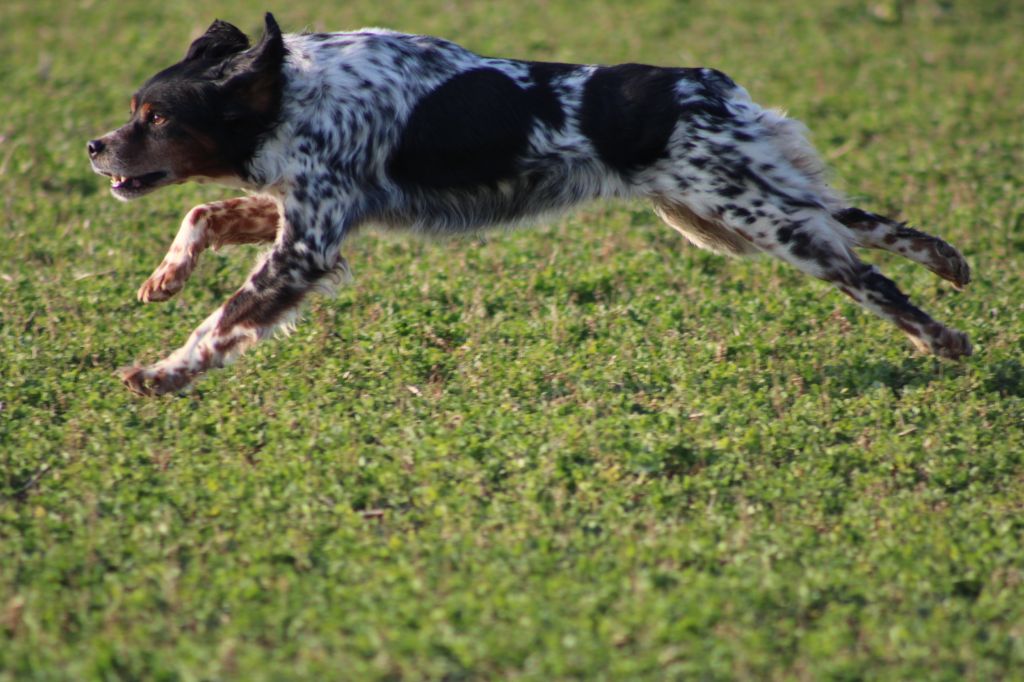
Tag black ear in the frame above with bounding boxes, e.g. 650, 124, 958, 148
220, 13, 287, 119
185, 19, 251, 62
232, 13, 285, 78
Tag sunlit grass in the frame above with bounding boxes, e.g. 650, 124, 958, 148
1, 0, 1023, 678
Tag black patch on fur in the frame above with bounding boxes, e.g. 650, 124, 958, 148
697, 67, 737, 91
718, 184, 744, 198
857, 265, 932, 322
579, 64, 681, 173
833, 207, 879, 228
789, 231, 814, 260
389, 68, 548, 189
675, 70, 733, 120
527, 62, 576, 130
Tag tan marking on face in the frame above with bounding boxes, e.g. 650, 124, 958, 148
130, 95, 138, 115
145, 121, 235, 182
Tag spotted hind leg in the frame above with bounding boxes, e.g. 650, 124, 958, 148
833, 207, 971, 289
736, 208, 971, 359
836, 260, 971, 358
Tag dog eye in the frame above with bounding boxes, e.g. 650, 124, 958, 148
147, 111, 168, 126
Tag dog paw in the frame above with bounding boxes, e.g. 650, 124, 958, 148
117, 364, 193, 396
137, 260, 190, 302
908, 325, 972, 361
933, 327, 972, 360
928, 242, 971, 290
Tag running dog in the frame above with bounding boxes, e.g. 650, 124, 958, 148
88, 13, 971, 395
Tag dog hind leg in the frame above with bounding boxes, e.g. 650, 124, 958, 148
754, 111, 970, 288
726, 206, 971, 358
833, 207, 971, 289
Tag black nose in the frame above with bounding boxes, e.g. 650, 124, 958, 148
87, 139, 105, 158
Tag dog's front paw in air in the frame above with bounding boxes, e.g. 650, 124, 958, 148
137, 258, 193, 302
117, 363, 194, 396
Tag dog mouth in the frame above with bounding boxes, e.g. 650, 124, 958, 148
105, 170, 170, 199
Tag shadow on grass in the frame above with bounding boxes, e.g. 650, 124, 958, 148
818, 356, 1024, 399
629, 442, 716, 479
982, 358, 1024, 397
818, 356, 956, 396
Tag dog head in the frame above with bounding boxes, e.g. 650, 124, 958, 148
88, 13, 286, 200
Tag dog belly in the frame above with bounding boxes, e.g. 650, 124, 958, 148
381, 163, 619, 235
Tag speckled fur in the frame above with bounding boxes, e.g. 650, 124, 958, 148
89, 14, 971, 396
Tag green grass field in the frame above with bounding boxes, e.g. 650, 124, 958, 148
2, 0, 1023, 678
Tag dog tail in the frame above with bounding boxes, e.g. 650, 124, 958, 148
755, 108, 845, 212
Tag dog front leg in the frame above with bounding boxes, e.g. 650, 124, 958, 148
121, 222, 347, 396
138, 195, 281, 302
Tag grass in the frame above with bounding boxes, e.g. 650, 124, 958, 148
2, 0, 1024, 678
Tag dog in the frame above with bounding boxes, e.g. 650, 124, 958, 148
88, 13, 971, 396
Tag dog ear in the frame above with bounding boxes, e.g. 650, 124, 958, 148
185, 19, 251, 62
219, 13, 287, 119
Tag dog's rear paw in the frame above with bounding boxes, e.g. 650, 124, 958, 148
137, 260, 190, 302
934, 327, 972, 360
928, 242, 971, 290
907, 325, 972, 360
